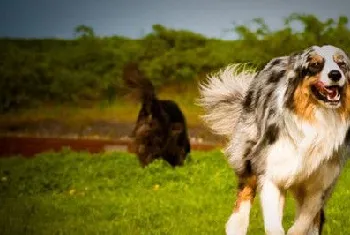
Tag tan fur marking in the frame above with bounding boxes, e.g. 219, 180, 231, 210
309, 54, 324, 65
333, 53, 345, 63
338, 85, 350, 119
233, 175, 257, 212
293, 76, 319, 122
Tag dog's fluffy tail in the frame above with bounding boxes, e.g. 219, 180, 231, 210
198, 64, 256, 137
123, 62, 156, 103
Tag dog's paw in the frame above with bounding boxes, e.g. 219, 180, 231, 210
307, 227, 319, 235
287, 226, 306, 235
225, 212, 249, 235
265, 227, 285, 235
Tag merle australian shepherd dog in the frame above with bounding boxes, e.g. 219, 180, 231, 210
199, 45, 350, 235
123, 63, 191, 167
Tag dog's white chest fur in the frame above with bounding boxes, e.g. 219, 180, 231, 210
266, 109, 348, 188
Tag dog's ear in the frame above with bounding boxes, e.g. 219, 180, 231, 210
171, 123, 184, 136
292, 46, 318, 73
344, 52, 350, 81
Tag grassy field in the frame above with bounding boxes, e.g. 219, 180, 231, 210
1, 150, 350, 235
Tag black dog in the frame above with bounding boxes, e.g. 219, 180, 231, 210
123, 63, 191, 167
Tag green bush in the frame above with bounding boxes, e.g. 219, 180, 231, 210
1, 13, 350, 112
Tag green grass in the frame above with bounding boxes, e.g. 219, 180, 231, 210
1, 150, 350, 234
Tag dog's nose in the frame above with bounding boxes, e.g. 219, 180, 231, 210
328, 70, 342, 82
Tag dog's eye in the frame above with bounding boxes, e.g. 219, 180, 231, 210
310, 62, 320, 67
309, 61, 323, 71
337, 61, 347, 68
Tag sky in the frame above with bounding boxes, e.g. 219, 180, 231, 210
0, 0, 349, 40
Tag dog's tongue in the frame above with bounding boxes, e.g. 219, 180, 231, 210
315, 81, 338, 99
325, 86, 338, 99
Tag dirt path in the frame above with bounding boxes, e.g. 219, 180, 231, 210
0, 119, 221, 142
0, 136, 220, 158
0, 120, 223, 157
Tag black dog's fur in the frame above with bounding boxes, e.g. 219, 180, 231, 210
123, 63, 191, 167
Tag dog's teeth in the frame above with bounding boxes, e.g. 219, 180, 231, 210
327, 92, 340, 101
334, 91, 340, 101
336, 93, 340, 100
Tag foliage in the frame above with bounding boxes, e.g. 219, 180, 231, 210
74, 25, 95, 39
1, 150, 350, 234
1, 13, 350, 112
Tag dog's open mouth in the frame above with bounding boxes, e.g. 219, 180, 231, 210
311, 81, 342, 106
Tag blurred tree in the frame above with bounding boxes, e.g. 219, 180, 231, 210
74, 25, 95, 39
285, 13, 335, 44
1, 14, 350, 112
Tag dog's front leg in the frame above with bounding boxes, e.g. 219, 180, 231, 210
287, 191, 324, 235
260, 178, 286, 235
226, 174, 257, 235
